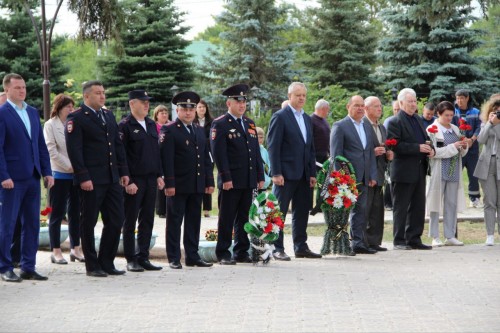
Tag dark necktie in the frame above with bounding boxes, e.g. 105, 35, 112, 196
236, 118, 246, 136
187, 124, 196, 141
97, 109, 106, 124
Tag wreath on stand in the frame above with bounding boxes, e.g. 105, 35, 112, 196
244, 192, 284, 264
315, 156, 359, 255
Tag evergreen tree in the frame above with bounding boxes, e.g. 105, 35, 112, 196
303, 0, 379, 96
0, 11, 68, 112
201, 0, 297, 109
378, 0, 494, 103
99, 0, 194, 108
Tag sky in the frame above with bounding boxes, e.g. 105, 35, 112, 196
50, 0, 318, 40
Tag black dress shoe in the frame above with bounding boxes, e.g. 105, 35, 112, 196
273, 251, 291, 261
369, 245, 388, 252
234, 256, 253, 263
104, 268, 126, 275
393, 244, 412, 250
169, 261, 183, 269
353, 246, 377, 254
186, 259, 213, 267
219, 258, 236, 265
1, 270, 22, 282
409, 243, 433, 250
86, 269, 108, 277
19, 270, 48, 281
295, 249, 322, 259
345, 251, 356, 256
127, 261, 145, 272
138, 259, 162, 271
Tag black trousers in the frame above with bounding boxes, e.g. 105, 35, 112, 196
202, 193, 212, 212
79, 182, 124, 272
273, 178, 311, 253
391, 164, 426, 246
384, 182, 392, 208
166, 193, 203, 262
49, 178, 80, 249
366, 185, 384, 246
216, 188, 252, 260
123, 175, 157, 262
155, 188, 166, 216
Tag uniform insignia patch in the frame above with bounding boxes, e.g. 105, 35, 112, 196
133, 129, 140, 133
248, 129, 256, 135
67, 120, 73, 133
211, 129, 216, 140
230, 129, 236, 133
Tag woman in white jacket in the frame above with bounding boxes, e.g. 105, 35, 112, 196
426, 101, 469, 247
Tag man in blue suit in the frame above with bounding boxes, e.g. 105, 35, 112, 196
330, 95, 378, 254
0, 73, 54, 282
267, 82, 321, 260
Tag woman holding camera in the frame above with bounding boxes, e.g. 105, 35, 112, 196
474, 98, 500, 246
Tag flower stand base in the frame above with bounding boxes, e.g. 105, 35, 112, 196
38, 226, 69, 249
250, 237, 274, 264
94, 232, 158, 255
320, 208, 351, 255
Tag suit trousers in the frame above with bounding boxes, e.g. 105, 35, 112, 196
155, 188, 166, 216
479, 158, 500, 235
350, 183, 368, 249
273, 178, 311, 253
202, 193, 212, 212
216, 188, 252, 260
462, 152, 480, 200
0, 176, 40, 273
10, 217, 22, 263
123, 175, 157, 262
366, 185, 384, 247
49, 178, 80, 249
391, 164, 426, 246
429, 181, 459, 239
79, 182, 124, 272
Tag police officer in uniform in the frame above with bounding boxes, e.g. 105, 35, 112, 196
65, 80, 130, 277
210, 84, 264, 265
119, 90, 164, 272
160, 91, 215, 269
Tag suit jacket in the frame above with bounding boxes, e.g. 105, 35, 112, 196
267, 106, 316, 180
65, 104, 129, 185
330, 116, 376, 185
43, 116, 73, 173
210, 113, 264, 189
0, 101, 51, 182
387, 110, 430, 183
363, 116, 388, 185
474, 121, 500, 181
160, 119, 214, 194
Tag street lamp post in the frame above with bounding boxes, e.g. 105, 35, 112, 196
170, 85, 180, 121
250, 85, 260, 117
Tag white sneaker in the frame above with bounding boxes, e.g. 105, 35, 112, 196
485, 235, 494, 246
470, 198, 483, 208
445, 238, 464, 246
432, 238, 443, 247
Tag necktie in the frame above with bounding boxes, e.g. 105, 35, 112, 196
236, 118, 246, 136
97, 109, 106, 124
187, 124, 196, 141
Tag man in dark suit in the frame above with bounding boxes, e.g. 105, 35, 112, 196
0, 73, 54, 282
387, 88, 434, 250
119, 90, 164, 272
330, 95, 377, 254
210, 84, 264, 265
363, 96, 393, 252
161, 91, 215, 269
65, 80, 130, 277
267, 82, 321, 260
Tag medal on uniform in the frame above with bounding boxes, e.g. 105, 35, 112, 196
186, 140, 189, 145
230, 129, 236, 133
228, 134, 233, 139
134, 129, 140, 133
67, 120, 73, 133
237, 132, 241, 137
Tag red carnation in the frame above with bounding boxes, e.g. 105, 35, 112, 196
266, 201, 275, 209
385, 138, 397, 149
428, 125, 438, 134
40, 207, 52, 216
264, 222, 273, 233
274, 217, 284, 228
343, 197, 352, 209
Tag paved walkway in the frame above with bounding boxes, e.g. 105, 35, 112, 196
1, 207, 499, 332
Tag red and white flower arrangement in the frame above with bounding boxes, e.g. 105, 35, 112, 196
321, 170, 359, 210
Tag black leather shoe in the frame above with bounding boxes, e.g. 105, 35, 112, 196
138, 259, 162, 271
409, 243, 433, 250
393, 244, 412, 250
345, 251, 356, 256
19, 270, 48, 281
219, 258, 236, 265
1, 270, 22, 282
169, 261, 183, 269
186, 259, 213, 267
273, 251, 291, 261
86, 270, 108, 277
369, 245, 388, 252
127, 261, 145, 272
104, 268, 126, 275
295, 249, 322, 259
353, 246, 377, 254
234, 256, 252, 263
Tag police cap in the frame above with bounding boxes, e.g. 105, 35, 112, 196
222, 84, 249, 101
128, 90, 152, 101
172, 91, 200, 108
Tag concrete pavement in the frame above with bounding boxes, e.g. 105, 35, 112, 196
1, 206, 499, 332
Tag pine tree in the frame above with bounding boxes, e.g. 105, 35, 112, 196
99, 0, 194, 108
303, 0, 379, 96
201, 0, 297, 109
378, 0, 494, 103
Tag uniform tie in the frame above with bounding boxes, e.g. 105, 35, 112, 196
97, 109, 106, 124
236, 118, 246, 136
187, 124, 196, 141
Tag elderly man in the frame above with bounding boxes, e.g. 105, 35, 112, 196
330, 95, 377, 254
268, 82, 321, 260
387, 88, 434, 250
363, 96, 393, 252
383, 100, 401, 129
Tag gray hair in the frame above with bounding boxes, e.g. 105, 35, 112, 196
315, 99, 329, 110
364, 96, 380, 107
398, 88, 416, 102
288, 82, 307, 94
